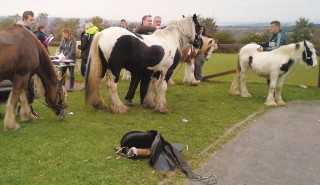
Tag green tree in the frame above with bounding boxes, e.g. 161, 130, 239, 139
290, 17, 314, 43
35, 12, 49, 29
215, 31, 235, 44
0, 14, 20, 29
237, 32, 269, 44
49, 18, 80, 41
89, 16, 108, 31
199, 16, 218, 38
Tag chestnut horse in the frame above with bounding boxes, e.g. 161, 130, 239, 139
181, 36, 218, 85
0, 24, 67, 131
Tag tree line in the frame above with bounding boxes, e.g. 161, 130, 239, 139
0, 13, 317, 45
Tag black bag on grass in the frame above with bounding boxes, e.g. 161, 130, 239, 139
117, 130, 217, 184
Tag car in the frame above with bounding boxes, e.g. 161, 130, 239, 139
0, 80, 13, 103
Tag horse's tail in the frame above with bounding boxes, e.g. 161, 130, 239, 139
236, 52, 241, 73
85, 32, 104, 109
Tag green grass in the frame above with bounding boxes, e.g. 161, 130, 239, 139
0, 53, 319, 184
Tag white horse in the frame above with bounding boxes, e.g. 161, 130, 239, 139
230, 41, 318, 106
85, 14, 202, 113
183, 36, 218, 85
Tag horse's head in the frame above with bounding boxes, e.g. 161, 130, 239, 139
302, 40, 318, 67
45, 76, 68, 118
191, 14, 203, 49
202, 37, 218, 61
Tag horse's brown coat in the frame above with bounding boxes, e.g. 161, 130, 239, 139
0, 24, 67, 131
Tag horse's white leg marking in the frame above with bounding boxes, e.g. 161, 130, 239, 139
239, 69, 251, 97
274, 75, 286, 106
106, 71, 128, 113
183, 59, 197, 85
4, 77, 28, 131
154, 76, 169, 113
265, 73, 278, 106
19, 90, 33, 121
4, 91, 20, 131
230, 72, 241, 95
143, 77, 157, 109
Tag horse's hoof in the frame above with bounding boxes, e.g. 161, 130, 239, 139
230, 90, 241, 95
142, 102, 155, 109
265, 101, 278, 106
155, 107, 170, 114
110, 105, 128, 114
241, 93, 252, 98
21, 115, 32, 122
276, 100, 286, 106
189, 82, 199, 86
4, 123, 20, 132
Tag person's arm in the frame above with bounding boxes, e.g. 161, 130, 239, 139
259, 40, 269, 48
57, 41, 63, 54
135, 25, 156, 34
65, 38, 76, 60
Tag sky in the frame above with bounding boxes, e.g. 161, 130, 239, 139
0, 0, 319, 24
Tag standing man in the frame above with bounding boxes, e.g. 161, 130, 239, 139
17, 11, 35, 32
258, 20, 286, 51
153, 16, 162, 29
120, 19, 128, 29
16, 11, 42, 119
124, 15, 158, 106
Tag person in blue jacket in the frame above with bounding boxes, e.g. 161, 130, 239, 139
258, 20, 286, 52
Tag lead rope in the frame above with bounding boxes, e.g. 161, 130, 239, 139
162, 138, 217, 185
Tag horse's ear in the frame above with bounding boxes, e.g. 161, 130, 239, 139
182, 15, 186, 18
192, 14, 199, 25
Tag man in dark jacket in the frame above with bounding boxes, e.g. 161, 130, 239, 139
124, 15, 159, 106
17, 11, 42, 119
79, 22, 99, 77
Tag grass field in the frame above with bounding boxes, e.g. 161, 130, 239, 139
0, 52, 319, 184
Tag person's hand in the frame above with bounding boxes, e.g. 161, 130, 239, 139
257, 47, 263, 52
155, 26, 161, 30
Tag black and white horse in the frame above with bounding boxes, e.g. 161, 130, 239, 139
230, 41, 318, 106
85, 14, 202, 113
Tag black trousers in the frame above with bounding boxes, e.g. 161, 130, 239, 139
60, 66, 75, 89
80, 59, 87, 77
26, 77, 35, 104
125, 70, 152, 103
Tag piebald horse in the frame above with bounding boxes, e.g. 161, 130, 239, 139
0, 24, 67, 131
230, 41, 318, 106
182, 36, 218, 85
85, 14, 202, 113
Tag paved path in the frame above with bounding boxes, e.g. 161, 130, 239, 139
189, 100, 320, 185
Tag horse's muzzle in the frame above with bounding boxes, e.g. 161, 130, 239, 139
58, 109, 66, 118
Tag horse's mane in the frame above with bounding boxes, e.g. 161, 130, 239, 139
153, 17, 195, 48
270, 43, 300, 56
